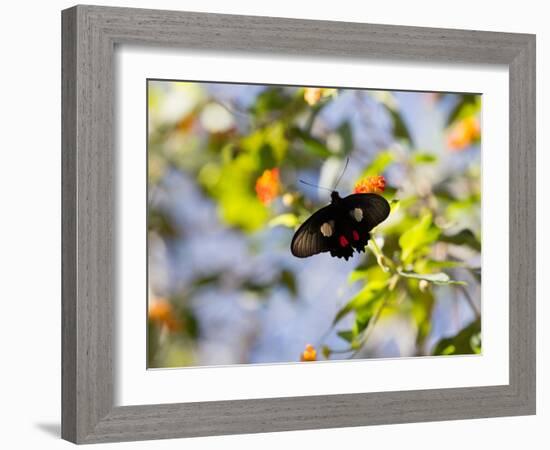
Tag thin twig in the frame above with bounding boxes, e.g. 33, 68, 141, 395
304, 101, 325, 133
329, 347, 355, 354
315, 323, 336, 348
457, 284, 480, 318
368, 238, 394, 273
217, 100, 251, 120
347, 282, 404, 359
348, 300, 386, 359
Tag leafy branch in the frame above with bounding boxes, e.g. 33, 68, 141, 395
321, 210, 474, 359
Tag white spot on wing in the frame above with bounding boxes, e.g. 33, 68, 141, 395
352, 208, 363, 222
320, 222, 333, 237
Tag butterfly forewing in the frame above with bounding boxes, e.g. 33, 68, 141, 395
291, 206, 336, 258
342, 193, 391, 230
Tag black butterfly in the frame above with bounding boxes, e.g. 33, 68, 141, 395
291, 191, 390, 260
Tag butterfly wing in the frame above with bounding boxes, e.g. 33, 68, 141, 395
291, 205, 338, 258
342, 193, 391, 230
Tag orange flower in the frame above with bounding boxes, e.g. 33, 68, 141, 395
303, 87, 336, 106
446, 116, 480, 151
148, 298, 182, 332
255, 168, 281, 205
176, 113, 195, 132
304, 88, 322, 106
354, 175, 386, 194
148, 298, 171, 322
300, 344, 317, 362
425, 92, 441, 104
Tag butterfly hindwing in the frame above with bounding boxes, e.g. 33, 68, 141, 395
291, 192, 390, 260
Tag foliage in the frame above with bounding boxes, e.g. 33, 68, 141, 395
147, 81, 482, 367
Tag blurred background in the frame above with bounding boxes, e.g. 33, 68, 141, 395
147, 80, 481, 368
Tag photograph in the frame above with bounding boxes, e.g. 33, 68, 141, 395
147, 80, 482, 369
1, 0, 541, 447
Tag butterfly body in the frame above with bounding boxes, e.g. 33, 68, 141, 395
291, 191, 390, 260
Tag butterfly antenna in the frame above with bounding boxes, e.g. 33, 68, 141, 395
299, 179, 333, 192
333, 157, 350, 190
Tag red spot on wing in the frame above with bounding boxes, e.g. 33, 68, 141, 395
339, 236, 349, 247
352, 230, 359, 241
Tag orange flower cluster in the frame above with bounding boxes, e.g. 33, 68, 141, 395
255, 168, 281, 205
446, 116, 480, 151
300, 344, 317, 362
148, 298, 182, 332
353, 175, 386, 194
304, 88, 323, 106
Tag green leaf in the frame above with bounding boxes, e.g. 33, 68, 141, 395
410, 288, 435, 345
279, 270, 298, 297
303, 100, 328, 132
303, 137, 333, 158
333, 305, 353, 325
446, 94, 481, 126
441, 345, 456, 355
468, 267, 482, 284
398, 270, 467, 286
432, 319, 481, 355
333, 280, 388, 324
240, 122, 289, 165
290, 126, 334, 158
362, 150, 394, 177
294, 128, 333, 158
192, 273, 223, 288
337, 121, 354, 155
179, 308, 199, 339
398, 213, 440, 264
349, 265, 389, 285
371, 92, 413, 144
208, 147, 277, 232
147, 320, 160, 367
470, 332, 482, 353
352, 310, 373, 336
337, 330, 354, 343
387, 107, 413, 144
348, 269, 368, 284
389, 199, 400, 214
268, 213, 300, 228
148, 208, 179, 238
414, 259, 465, 272
249, 87, 289, 117
439, 229, 481, 252
217, 188, 268, 232
412, 152, 438, 164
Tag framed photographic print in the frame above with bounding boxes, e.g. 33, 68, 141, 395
61, 4, 536, 444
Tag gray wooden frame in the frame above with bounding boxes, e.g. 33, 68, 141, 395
61, 4, 536, 444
